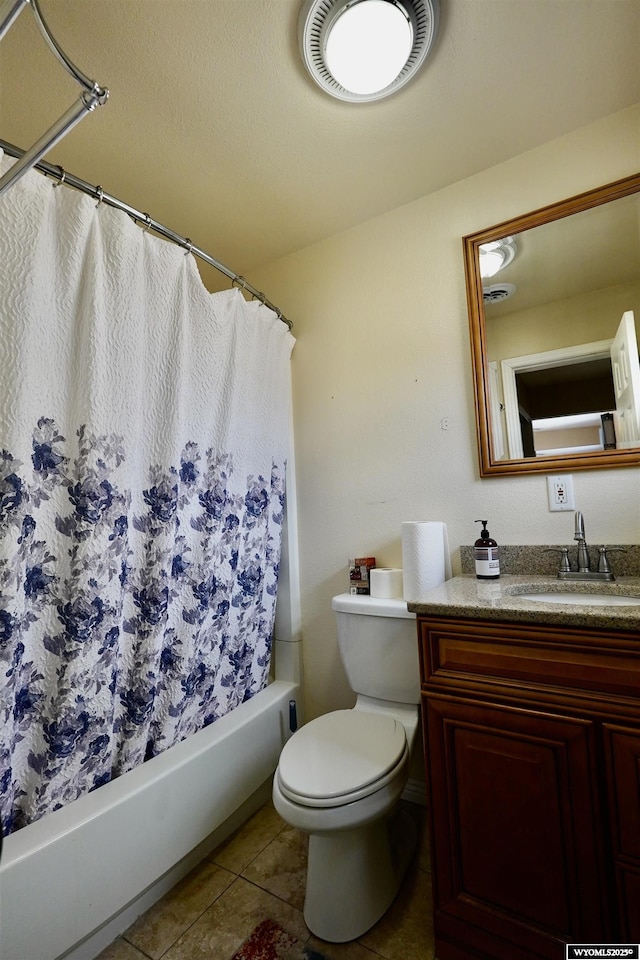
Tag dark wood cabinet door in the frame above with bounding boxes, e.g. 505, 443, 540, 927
617, 866, 640, 940
603, 724, 640, 939
424, 694, 607, 960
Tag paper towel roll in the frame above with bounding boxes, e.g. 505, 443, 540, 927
369, 567, 404, 599
401, 521, 452, 602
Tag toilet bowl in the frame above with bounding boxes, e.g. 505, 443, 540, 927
272, 593, 420, 943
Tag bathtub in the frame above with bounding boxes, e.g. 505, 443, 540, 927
0, 669, 300, 960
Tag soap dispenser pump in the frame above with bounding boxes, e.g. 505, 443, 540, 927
474, 520, 500, 580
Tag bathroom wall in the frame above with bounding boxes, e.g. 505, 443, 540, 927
251, 104, 640, 721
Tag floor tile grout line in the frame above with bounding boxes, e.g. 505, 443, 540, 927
120, 815, 292, 960
122, 942, 155, 960
234, 871, 305, 911
154, 873, 308, 960
206, 818, 289, 874
122, 869, 242, 960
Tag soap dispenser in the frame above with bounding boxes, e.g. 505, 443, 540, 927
474, 520, 500, 580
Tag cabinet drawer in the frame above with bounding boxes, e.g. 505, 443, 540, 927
421, 618, 640, 698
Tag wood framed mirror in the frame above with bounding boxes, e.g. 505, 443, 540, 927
464, 172, 640, 477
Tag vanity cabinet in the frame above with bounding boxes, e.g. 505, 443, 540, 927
418, 615, 640, 960
603, 725, 640, 935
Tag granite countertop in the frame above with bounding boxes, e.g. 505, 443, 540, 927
406, 575, 640, 632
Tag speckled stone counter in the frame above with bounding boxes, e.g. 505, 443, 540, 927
407, 574, 640, 632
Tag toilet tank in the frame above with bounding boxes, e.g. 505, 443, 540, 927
331, 593, 420, 705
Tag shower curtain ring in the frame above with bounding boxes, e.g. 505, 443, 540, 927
184, 239, 193, 256
52, 166, 66, 188
233, 276, 247, 292
142, 213, 152, 232
95, 186, 104, 207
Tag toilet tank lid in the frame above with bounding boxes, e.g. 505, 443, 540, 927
331, 593, 415, 619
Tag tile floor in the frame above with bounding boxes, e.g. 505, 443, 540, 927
97, 796, 435, 960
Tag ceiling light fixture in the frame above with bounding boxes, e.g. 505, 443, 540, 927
479, 237, 517, 279
298, 0, 440, 103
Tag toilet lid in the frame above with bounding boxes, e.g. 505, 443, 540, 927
277, 709, 407, 803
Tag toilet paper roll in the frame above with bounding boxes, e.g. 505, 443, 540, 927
401, 521, 452, 602
369, 567, 404, 600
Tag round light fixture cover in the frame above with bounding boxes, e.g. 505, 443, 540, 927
479, 236, 517, 279
298, 0, 440, 103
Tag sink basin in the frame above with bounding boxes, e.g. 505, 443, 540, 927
518, 592, 640, 606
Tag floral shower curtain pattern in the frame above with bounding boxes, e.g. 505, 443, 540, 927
0, 151, 295, 836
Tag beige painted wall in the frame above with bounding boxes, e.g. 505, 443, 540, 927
251, 105, 640, 722
486, 280, 640, 367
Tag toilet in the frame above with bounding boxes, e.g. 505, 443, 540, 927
272, 592, 420, 943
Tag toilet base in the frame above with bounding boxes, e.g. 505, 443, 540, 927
304, 805, 417, 943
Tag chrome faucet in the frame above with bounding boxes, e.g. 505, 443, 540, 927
574, 510, 590, 573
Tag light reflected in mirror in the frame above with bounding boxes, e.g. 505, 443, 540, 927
463, 173, 640, 476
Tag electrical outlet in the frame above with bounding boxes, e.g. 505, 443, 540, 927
546, 475, 575, 512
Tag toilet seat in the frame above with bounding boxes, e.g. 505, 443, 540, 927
277, 709, 408, 808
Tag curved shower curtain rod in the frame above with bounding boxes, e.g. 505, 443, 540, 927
0, 139, 293, 330
0, 0, 109, 197
0, 1, 291, 328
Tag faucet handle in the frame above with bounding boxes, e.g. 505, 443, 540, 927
544, 547, 572, 573
597, 546, 625, 574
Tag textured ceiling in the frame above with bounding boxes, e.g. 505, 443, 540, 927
1, 0, 639, 291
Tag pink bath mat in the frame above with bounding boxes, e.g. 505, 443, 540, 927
230, 917, 331, 960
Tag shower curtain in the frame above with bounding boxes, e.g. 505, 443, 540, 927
0, 152, 295, 837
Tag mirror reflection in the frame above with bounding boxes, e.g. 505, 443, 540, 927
464, 174, 640, 476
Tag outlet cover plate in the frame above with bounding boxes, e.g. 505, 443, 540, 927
547, 475, 575, 512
